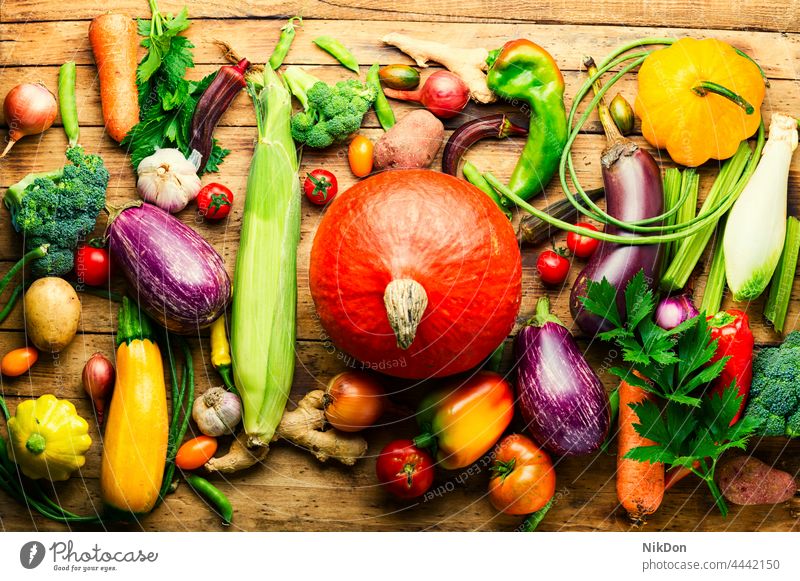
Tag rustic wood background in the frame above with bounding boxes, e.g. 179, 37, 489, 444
1, 0, 799, 532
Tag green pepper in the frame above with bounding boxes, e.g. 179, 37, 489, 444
486, 39, 568, 207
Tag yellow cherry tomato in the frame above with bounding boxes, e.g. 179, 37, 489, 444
1, 346, 39, 377
348, 134, 374, 178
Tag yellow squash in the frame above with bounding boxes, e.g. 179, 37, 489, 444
100, 297, 168, 515
635, 38, 766, 167
6, 394, 91, 481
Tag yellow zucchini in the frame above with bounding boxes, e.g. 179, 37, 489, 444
100, 297, 168, 515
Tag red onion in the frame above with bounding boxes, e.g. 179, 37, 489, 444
82, 352, 115, 425
655, 293, 699, 330
2, 83, 57, 158
383, 71, 469, 119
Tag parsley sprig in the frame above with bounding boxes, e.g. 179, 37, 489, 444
581, 271, 762, 516
121, 0, 229, 173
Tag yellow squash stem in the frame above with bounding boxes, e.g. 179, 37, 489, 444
231, 66, 300, 447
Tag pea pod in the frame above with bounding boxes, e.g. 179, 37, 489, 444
367, 64, 395, 130
313, 36, 359, 73
269, 16, 301, 70
379, 64, 420, 90
58, 61, 79, 146
185, 474, 233, 526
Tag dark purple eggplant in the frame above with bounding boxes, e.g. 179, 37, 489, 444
515, 297, 610, 456
570, 58, 663, 336
107, 202, 231, 334
442, 113, 528, 176
190, 58, 249, 173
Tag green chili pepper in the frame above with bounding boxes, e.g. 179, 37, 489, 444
58, 61, 79, 147
313, 36, 359, 73
462, 161, 510, 219
486, 40, 568, 207
520, 498, 552, 532
185, 474, 233, 526
367, 63, 395, 130
269, 16, 301, 70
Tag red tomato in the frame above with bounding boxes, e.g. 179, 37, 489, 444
175, 436, 218, 470
376, 439, 435, 499
197, 183, 234, 221
303, 169, 339, 205
488, 434, 556, 515
74, 245, 111, 287
566, 223, 600, 258
348, 135, 374, 178
536, 250, 570, 285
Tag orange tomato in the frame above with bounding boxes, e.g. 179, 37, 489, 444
348, 134, 373, 177
1, 347, 39, 377
488, 434, 556, 515
175, 435, 218, 470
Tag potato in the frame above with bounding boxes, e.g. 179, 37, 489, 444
373, 110, 444, 170
717, 455, 797, 506
24, 277, 81, 353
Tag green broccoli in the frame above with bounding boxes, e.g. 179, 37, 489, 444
283, 66, 376, 148
4, 146, 109, 278
744, 331, 800, 438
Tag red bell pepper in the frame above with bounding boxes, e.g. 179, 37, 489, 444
707, 310, 754, 424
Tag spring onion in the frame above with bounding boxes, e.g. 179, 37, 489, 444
231, 66, 301, 447
764, 216, 800, 333
723, 113, 798, 301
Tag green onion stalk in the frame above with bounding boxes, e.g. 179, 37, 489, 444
231, 65, 301, 447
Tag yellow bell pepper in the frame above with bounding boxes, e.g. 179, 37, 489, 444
6, 394, 91, 482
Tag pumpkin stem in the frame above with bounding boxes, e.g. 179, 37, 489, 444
384, 278, 428, 350
583, 56, 624, 145
691, 81, 755, 115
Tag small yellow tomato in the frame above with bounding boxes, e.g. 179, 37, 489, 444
348, 134, 374, 178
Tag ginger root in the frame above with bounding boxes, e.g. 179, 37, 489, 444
205, 390, 368, 474
382, 33, 495, 104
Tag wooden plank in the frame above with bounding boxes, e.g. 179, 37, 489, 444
2, 20, 799, 78
3, 0, 799, 33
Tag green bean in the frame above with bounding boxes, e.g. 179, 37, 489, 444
367, 63, 395, 130
313, 36, 359, 73
58, 61, 80, 147
462, 161, 510, 218
0, 284, 22, 326
185, 474, 233, 526
269, 17, 301, 70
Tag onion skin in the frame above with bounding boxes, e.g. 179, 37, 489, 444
442, 113, 528, 176
383, 71, 469, 119
324, 371, 385, 432
655, 293, 699, 330
82, 352, 115, 425
2, 83, 57, 158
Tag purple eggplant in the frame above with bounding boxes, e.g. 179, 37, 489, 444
515, 297, 610, 456
570, 58, 663, 336
107, 202, 231, 334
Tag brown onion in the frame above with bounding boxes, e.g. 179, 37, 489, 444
82, 352, 115, 425
323, 371, 385, 432
383, 71, 469, 119
2, 83, 57, 158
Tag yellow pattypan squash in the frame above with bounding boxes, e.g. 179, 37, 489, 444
6, 394, 92, 482
635, 38, 766, 167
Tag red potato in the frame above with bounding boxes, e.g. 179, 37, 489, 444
717, 456, 797, 506
373, 109, 444, 170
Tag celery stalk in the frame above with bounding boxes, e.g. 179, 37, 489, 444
764, 216, 800, 333
231, 66, 301, 447
661, 168, 683, 263
699, 219, 727, 316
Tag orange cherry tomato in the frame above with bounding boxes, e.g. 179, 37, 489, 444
175, 435, 218, 470
348, 134, 374, 177
488, 434, 556, 515
1, 347, 39, 377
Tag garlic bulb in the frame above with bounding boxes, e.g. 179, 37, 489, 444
136, 148, 202, 213
192, 387, 242, 437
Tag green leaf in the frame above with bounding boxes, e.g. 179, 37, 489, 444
625, 444, 677, 465
580, 277, 623, 329
629, 400, 671, 443
624, 271, 655, 330
200, 141, 230, 175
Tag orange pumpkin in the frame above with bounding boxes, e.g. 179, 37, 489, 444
635, 38, 766, 167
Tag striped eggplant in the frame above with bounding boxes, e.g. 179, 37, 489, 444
515, 297, 609, 456
107, 202, 231, 334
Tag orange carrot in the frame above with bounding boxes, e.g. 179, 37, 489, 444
89, 13, 139, 143
617, 378, 664, 522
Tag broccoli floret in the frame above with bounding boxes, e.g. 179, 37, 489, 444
4, 146, 108, 278
283, 67, 377, 149
743, 331, 800, 439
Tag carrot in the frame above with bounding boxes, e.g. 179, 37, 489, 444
89, 13, 139, 143
616, 378, 664, 522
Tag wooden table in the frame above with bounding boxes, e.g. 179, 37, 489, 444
1, 1, 799, 532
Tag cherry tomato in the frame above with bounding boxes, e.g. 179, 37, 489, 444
488, 434, 556, 515
1, 347, 39, 377
348, 135, 374, 178
566, 223, 601, 258
197, 183, 234, 221
74, 245, 111, 287
376, 439, 435, 499
175, 435, 218, 470
536, 249, 570, 285
303, 169, 339, 205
